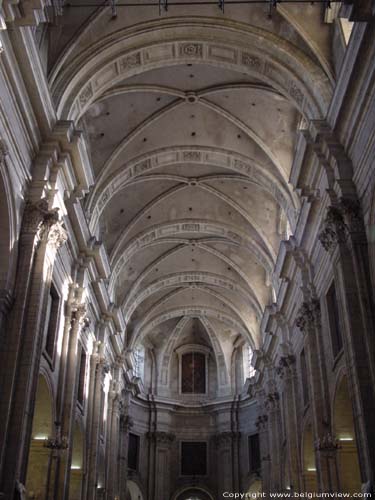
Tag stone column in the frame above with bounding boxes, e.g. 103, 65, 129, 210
264, 386, 282, 492
0, 290, 12, 337
319, 198, 375, 483
118, 410, 133, 500
213, 431, 240, 495
276, 354, 301, 492
147, 431, 175, 500
255, 412, 271, 496
82, 341, 101, 500
86, 349, 108, 500
296, 301, 339, 492
54, 302, 89, 500
106, 379, 121, 500
0, 199, 67, 498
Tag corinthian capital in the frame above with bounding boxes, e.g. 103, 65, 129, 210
47, 220, 68, 249
295, 299, 320, 333
319, 198, 364, 252
318, 205, 347, 252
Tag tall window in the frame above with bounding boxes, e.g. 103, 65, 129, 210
326, 282, 343, 359
77, 348, 87, 406
128, 433, 140, 471
181, 442, 207, 475
181, 352, 206, 394
248, 433, 261, 473
300, 349, 309, 407
44, 283, 60, 363
133, 345, 145, 381
243, 344, 256, 382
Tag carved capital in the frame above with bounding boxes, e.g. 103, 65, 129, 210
47, 220, 68, 249
0, 139, 9, 163
22, 199, 61, 246
319, 205, 347, 251
120, 414, 134, 432
255, 414, 268, 431
71, 303, 88, 328
276, 355, 296, 380
264, 391, 280, 411
295, 299, 320, 333
319, 198, 364, 252
0, 290, 14, 316
213, 431, 241, 447
147, 431, 175, 444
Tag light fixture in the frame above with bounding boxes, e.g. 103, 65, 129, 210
307, 468, 316, 472
339, 437, 354, 441
33, 435, 48, 441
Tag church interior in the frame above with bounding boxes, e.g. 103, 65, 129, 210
0, 0, 374, 498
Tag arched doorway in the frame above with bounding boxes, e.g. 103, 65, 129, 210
25, 375, 53, 498
127, 479, 144, 500
69, 421, 85, 500
333, 375, 361, 493
175, 489, 212, 500
302, 422, 318, 493
247, 479, 262, 494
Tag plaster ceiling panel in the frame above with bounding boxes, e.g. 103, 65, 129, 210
100, 178, 180, 253
126, 288, 178, 326
80, 92, 177, 176
141, 317, 182, 349
116, 103, 274, 168
128, 241, 252, 289
123, 64, 259, 92
146, 287, 240, 320
122, 186, 263, 245
176, 318, 211, 349
205, 241, 271, 306
114, 242, 180, 301
209, 317, 245, 344
49, 5, 324, 72
204, 88, 300, 176
203, 178, 283, 252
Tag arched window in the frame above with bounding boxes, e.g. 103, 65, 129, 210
243, 344, 256, 383
133, 345, 145, 382
176, 344, 210, 395
181, 352, 206, 394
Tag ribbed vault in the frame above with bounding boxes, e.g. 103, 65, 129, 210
48, 5, 334, 396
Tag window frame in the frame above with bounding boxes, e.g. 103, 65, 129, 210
180, 440, 208, 477
176, 344, 211, 396
43, 281, 62, 369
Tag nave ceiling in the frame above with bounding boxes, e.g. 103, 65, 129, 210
45, 2, 335, 393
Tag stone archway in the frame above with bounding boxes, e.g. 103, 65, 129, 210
25, 374, 54, 499
333, 375, 361, 493
127, 479, 144, 500
173, 486, 213, 500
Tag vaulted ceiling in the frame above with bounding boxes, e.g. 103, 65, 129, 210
48, 3, 334, 389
